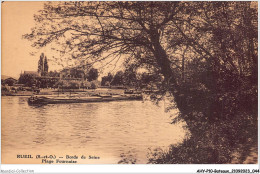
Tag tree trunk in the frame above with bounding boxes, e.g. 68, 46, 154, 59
149, 30, 185, 112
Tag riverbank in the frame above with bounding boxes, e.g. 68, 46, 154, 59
2, 88, 125, 96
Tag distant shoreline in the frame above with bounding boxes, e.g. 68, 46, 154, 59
2, 88, 126, 97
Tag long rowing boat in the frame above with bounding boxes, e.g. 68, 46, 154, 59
27, 94, 143, 105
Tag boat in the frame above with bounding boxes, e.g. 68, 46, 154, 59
27, 94, 143, 105
124, 89, 134, 94
124, 89, 142, 94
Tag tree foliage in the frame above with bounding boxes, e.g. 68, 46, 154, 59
69, 68, 85, 79
111, 71, 124, 86
101, 73, 113, 86
18, 74, 36, 87
3, 78, 17, 86
38, 53, 44, 75
38, 53, 49, 76
86, 68, 98, 81
48, 70, 60, 77
44, 56, 49, 73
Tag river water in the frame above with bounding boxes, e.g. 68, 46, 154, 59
2, 96, 187, 164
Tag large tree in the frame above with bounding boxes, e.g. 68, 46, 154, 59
38, 53, 49, 76
38, 53, 44, 75
44, 56, 49, 74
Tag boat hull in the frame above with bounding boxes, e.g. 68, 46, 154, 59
28, 95, 143, 105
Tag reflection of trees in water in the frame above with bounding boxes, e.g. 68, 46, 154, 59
18, 97, 28, 104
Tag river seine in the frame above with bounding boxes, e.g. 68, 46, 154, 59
2, 96, 187, 164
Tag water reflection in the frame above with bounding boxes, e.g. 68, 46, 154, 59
2, 96, 187, 164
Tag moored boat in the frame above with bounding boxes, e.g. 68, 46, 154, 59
28, 94, 143, 105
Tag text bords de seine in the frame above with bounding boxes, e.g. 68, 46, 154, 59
17, 154, 100, 164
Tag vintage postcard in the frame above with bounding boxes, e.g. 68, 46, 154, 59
1, 1, 258, 172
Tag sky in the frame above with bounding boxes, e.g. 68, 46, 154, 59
1, 1, 62, 79
1, 1, 127, 80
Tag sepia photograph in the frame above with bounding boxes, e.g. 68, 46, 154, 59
1, 0, 258, 168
